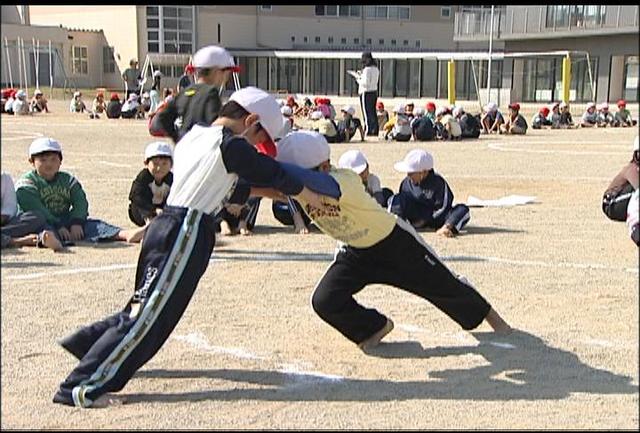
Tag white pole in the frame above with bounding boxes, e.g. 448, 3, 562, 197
4, 37, 13, 88
487, 6, 494, 103
49, 40, 53, 98
17, 38, 23, 89
21, 37, 29, 96
32, 37, 39, 90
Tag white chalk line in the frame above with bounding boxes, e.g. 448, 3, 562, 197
173, 332, 344, 385
449, 174, 612, 182
4, 251, 638, 281
487, 141, 630, 155
1, 131, 44, 141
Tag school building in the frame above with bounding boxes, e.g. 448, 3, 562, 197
3, 5, 639, 104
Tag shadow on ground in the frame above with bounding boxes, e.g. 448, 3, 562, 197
128, 329, 637, 404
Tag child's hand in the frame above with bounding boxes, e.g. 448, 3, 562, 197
70, 224, 84, 241
58, 227, 71, 241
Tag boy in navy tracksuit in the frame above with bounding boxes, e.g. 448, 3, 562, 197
53, 87, 330, 408
389, 149, 470, 237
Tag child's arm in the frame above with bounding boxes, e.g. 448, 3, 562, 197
68, 176, 89, 226
15, 181, 60, 226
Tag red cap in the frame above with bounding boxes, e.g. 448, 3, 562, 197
509, 103, 520, 111
540, 107, 550, 116
426, 102, 436, 111
617, 99, 626, 107
287, 95, 295, 102
255, 138, 277, 158
110, 92, 119, 100
313, 97, 321, 105
185, 63, 195, 74
376, 101, 384, 109
97, 91, 104, 98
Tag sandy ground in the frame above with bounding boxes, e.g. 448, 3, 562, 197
1, 99, 638, 429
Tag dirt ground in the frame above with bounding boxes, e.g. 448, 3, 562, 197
1, 99, 638, 429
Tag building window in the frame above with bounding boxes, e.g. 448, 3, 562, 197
403, 40, 409, 46
316, 5, 361, 17
303, 36, 308, 43
415, 40, 422, 48
260, 5, 272, 11
623, 56, 639, 102
366, 38, 372, 45
315, 36, 321, 43
328, 36, 334, 44
341, 37, 347, 44
102, 46, 115, 73
291, 36, 295, 43
147, 6, 194, 54
441, 7, 451, 19
378, 38, 384, 45
364, 5, 410, 20
354, 37, 360, 44
72, 45, 88, 75
546, 5, 605, 28
391, 39, 397, 46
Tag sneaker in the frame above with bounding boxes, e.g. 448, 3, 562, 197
58, 334, 86, 360
358, 318, 394, 351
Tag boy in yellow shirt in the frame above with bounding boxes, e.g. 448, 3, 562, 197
276, 131, 512, 351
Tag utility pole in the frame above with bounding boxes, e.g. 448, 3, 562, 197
487, 5, 494, 103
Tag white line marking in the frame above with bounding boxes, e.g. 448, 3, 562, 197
487, 141, 630, 155
1, 131, 44, 141
4, 251, 638, 281
173, 332, 265, 360
276, 363, 343, 382
487, 342, 516, 349
98, 161, 133, 168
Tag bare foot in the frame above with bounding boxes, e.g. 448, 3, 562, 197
12, 234, 38, 248
121, 226, 147, 243
292, 213, 309, 234
484, 308, 513, 335
89, 393, 126, 408
436, 225, 455, 237
238, 220, 252, 236
40, 230, 64, 251
220, 220, 239, 236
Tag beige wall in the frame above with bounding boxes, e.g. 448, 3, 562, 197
198, 10, 258, 49
29, 6, 139, 73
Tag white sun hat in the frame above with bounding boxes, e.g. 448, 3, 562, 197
276, 130, 330, 169
310, 110, 323, 120
144, 141, 174, 161
394, 103, 405, 114
393, 149, 434, 173
229, 87, 284, 140
29, 137, 62, 157
341, 105, 356, 115
280, 105, 293, 116
338, 149, 368, 174
192, 45, 240, 71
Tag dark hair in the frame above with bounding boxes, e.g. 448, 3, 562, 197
30, 150, 62, 162
145, 154, 173, 164
219, 100, 250, 119
362, 52, 376, 67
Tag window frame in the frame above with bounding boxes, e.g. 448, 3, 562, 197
72, 45, 88, 75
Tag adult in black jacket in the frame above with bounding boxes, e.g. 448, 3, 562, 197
150, 45, 239, 143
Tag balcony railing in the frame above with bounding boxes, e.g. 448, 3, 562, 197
454, 5, 639, 40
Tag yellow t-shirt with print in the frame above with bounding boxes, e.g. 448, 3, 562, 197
298, 168, 397, 248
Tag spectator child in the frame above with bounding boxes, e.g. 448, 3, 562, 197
106, 92, 122, 119
455, 106, 482, 139
435, 107, 462, 140
405, 102, 415, 120
532, 106, 552, 129
481, 102, 503, 134
89, 92, 107, 119
310, 110, 338, 143
376, 101, 389, 131
177, 63, 195, 93
69, 91, 87, 113
2, 171, 62, 251
280, 105, 295, 137
149, 70, 163, 115
336, 105, 365, 142
500, 103, 528, 135
383, 104, 412, 141
558, 102, 574, 128
389, 149, 471, 237
121, 93, 141, 119
425, 101, 437, 123
411, 106, 436, 141
30, 89, 49, 113
580, 102, 598, 127
338, 149, 393, 207
596, 103, 614, 127
614, 99, 636, 127
128, 142, 174, 227
16, 137, 147, 245
11, 89, 30, 115
3, 89, 17, 114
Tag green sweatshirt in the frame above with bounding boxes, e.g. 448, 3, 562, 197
15, 170, 89, 228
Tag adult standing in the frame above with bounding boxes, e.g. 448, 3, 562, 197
122, 59, 141, 100
352, 52, 380, 137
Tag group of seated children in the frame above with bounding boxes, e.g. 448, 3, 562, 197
2, 88, 50, 115
532, 99, 636, 129
67, 87, 175, 120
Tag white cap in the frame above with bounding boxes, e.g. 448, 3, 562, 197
341, 105, 355, 115
484, 102, 497, 112
280, 105, 293, 116
586, 102, 596, 109
559, 102, 568, 108
192, 45, 239, 71
436, 107, 448, 116
29, 137, 62, 157
229, 86, 283, 140
16, 89, 26, 98
276, 130, 330, 169
394, 103, 405, 114
598, 102, 609, 110
338, 149, 368, 174
310, 110, 323, 120
413, 107, 425, 117
34, 89, 43, 96
142, 92, 150, 98
73, 91, 81, 97
452, 106, 463, 117
393, 149, 434, 173
634, 136, 639, 152
276, 98, 285, 107
153, 70, 162, 78
144, 141, 174, 161
129, 93, 138, 100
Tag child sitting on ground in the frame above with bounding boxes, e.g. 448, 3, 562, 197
383, 104, 412, 141
454, 107, 482, 139
596, 103, 614, 127
388, 149, 471, 237
481, 102, 503, 134
435, 107, 462, 140
425, 101, 437, 123
11, 89, 30, 115
30, 89, 50, 113
90, 92, 107, 119
411, 107, 436, 141
338, 149, 393, 207
500, 103, 528, 135
558, 102, 574, 128
614, 99, 637, 127
121, 93, 142, 119
310, 110, 338, 143
128, 142, 174, 227
531, 106, 552, 129
376, 101, 389, 131
106, 92, 122, 119
336, 105, 365, 142
69, 91, 87, 113
580, 102, 598, 127
16, 137, 147, 245
548, 103, 562, 128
